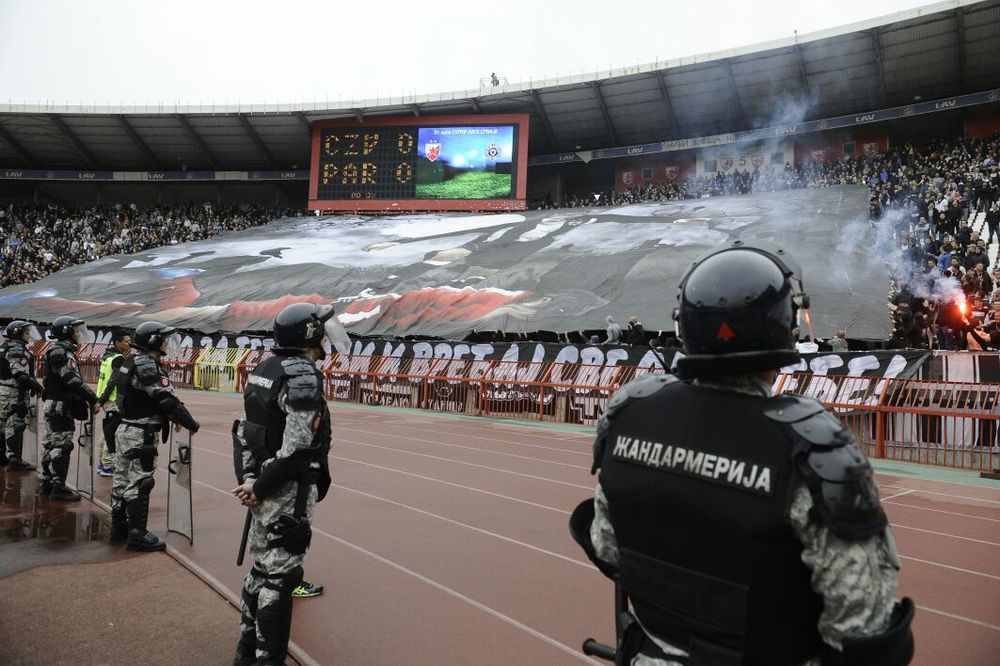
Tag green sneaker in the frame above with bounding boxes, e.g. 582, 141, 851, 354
292, 581, 324, 598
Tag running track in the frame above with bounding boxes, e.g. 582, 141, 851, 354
69, 390, 1000, 664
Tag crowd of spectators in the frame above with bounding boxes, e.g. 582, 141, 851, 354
1, 202, 291, 288
539, 133, 1000, 350
880, 134, 1000, 350
539, 134, 999, 214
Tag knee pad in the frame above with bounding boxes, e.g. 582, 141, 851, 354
136, 476, 155, 497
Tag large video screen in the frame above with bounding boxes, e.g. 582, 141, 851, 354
416, 126, 514, 199
309, 114, 528, 212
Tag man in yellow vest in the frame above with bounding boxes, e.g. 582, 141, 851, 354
95, 329, 131, 477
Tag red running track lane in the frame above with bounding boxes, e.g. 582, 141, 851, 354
63, 390, 999, 665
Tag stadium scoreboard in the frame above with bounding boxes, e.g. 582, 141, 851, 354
309, 114, 529, 212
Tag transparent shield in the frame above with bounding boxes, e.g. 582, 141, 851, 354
166, 429, 194, 545
23, 398, 40, 467
73, 412, 95, 500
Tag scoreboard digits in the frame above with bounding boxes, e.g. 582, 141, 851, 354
318, 127, 419, 199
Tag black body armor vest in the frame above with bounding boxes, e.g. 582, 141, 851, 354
117, 353, 163, 419
243, 354, 332, 466
42, 342, 78, 400
598, 380, 823, 665
0, 341, 23, 381
244, 355, 294, 457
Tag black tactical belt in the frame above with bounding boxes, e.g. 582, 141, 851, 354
121, 420, 163, 432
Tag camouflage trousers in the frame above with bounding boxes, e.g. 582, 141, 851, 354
0, 386, 29, 456
42, 399, 75, 483
238, 480, 317, 664
111, 422, 160, 506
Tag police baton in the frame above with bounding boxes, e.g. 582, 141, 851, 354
236, 509, 252, 566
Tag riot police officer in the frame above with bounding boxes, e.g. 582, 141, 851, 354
111, 322, 199, 551
0, 321, 43, 470
571, 240, 914, 665
41, 317, 98, 501
230, 303, 346, 665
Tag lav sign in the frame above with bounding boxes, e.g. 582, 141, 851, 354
934, 99, 956, 109
147, 172, 165, 180
854, 113, 876, 123
78, 172, 96, 179
5, 171, 22, 178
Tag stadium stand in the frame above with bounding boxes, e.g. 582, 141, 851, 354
1, 203, 294, 287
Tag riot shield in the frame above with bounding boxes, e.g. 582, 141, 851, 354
166, 428, 194, 544
73, 410, 95, 500
23, 397, 40, 468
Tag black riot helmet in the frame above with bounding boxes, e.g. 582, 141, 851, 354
273, 303, 350, 356
51, 316, 88, 343
4, 320, 41, 344
133, 321, 180, 355
674, 240, 810, 379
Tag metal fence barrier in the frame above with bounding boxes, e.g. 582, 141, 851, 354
26, 345, 1000, 472
193, 347, 250, 391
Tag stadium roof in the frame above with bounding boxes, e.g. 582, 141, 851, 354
0, 0, 996, 171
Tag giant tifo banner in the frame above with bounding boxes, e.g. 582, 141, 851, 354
318, 345, 927, 426
0, 186, 891, 340
331, 339, 926, 376
43, 328, 929, 380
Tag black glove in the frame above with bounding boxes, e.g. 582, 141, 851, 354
171, 403, 200, 433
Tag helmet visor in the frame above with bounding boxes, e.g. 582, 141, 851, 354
22, 324, 41, 344
323, 316, 351, 356
162, 332, 181, 358
72, 323, 91, 343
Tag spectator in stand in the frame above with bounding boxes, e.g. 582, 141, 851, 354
987, 201, 1000, 244
626, 316, 646, 346
965, 243, 990, 271
604, 316, 622, 344
827, 330, 849, 352
1, 202, 294, 288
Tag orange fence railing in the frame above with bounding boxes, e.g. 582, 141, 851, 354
775, 372, 999, 473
